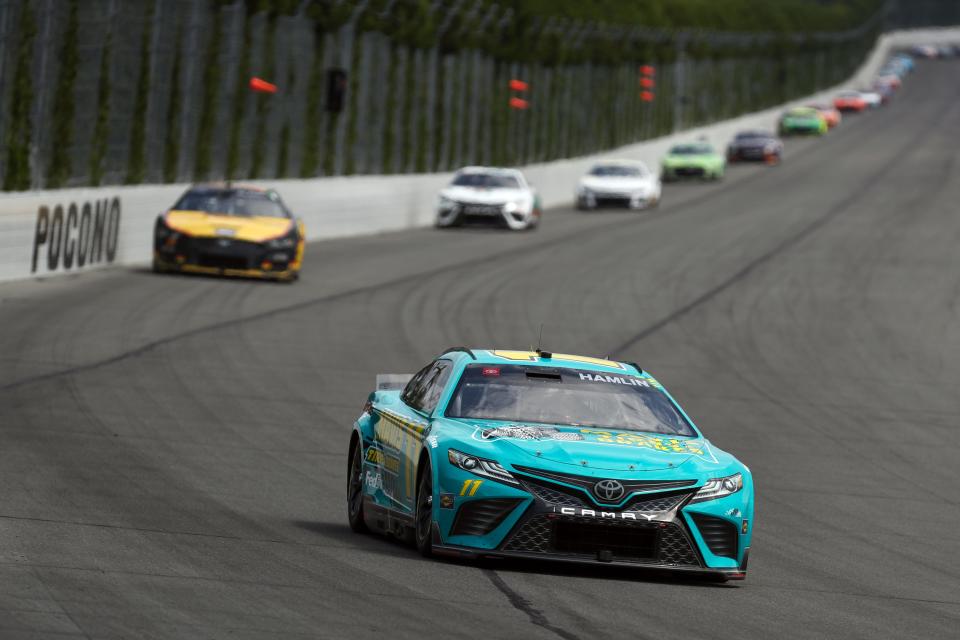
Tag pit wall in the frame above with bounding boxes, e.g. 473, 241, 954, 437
0, 28, 956, 284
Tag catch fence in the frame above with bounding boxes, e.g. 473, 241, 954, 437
0, 0, 926, 191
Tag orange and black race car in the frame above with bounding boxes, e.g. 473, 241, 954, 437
153, 184, 305, 281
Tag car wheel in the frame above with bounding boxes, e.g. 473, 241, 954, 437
347, 439, 368, 533
414, 462, 434, 557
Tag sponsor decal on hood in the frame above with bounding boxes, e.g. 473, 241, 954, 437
465, 421, 719, 470
164, 210, 293, 243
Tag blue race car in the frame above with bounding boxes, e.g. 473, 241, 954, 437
347, 348, 754, 580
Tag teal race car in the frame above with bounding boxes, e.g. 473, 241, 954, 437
660, 142, 726, 181
347, 348, 754, 580
779, 106, 828, 135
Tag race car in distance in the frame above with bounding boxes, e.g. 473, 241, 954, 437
779, 107, 828, 135
436, 167, 540, 231
858, 89, 883, 109
872, 81, 895, 104
153, 184, 304, 281
807, 104, 841, 129
660, 141, 725, 181
347, 348, 754, 580
833, 91, 869, 112
575, 160, 661, 210
726, 130, 783, 164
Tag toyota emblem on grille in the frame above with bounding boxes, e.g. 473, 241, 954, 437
594, 479, 625, 501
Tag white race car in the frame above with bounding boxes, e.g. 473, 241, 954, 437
858, 89, 883, 108
435, 167, 540, 231
575, 160, 661, 211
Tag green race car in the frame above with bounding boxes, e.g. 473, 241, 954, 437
661, 142, 725, 182
779, 107, 828, 136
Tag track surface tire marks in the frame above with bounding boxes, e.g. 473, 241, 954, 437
1, 63, 959, 639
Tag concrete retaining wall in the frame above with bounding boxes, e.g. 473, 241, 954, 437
1, 28, 957, 283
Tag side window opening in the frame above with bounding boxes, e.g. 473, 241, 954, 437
401, 364, 433, 409
401, 360, 453, 414
421, 361, 453, 414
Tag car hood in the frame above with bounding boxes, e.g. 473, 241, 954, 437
579, 176, 655, 191
441, 186, 528, 204
165, 210, 293, 242
449, 419, 723, 473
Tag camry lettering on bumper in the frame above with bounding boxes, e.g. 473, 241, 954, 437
553, 506, 659, 521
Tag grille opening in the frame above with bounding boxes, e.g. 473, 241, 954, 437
450, 499, 522, 536
553, 521, 657, 559
594, 196, 632, 207
690, 514, 738, 559
198, 254, 249, 270
521, 478, 586, 508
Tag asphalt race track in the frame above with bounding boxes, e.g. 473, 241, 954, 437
2, 61, 960, 639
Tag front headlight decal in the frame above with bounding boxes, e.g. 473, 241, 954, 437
448, 448, 520, 487
689, 472, 743, 503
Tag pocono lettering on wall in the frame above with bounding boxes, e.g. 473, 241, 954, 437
31, 198, 121, 274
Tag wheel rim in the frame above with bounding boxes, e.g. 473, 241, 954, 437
348, 445, 364, 519
416, 473, 433, 545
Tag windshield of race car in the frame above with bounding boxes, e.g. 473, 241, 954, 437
446, 364, 696, 436
589, 165, 644, 177
173, 189, 290, 218
735, 131, 770, 140
452, 173, 521, 189
669, 144, 712, 155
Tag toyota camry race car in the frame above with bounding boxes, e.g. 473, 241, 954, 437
153, 184, 304, 281
726, 130, 783, 164
436, 167, 541, 230
575, 160, 661, 210
833, 91, 869, 112
660, 142, 725, 182
347, 348, 754, 580
779, 107, 828, 135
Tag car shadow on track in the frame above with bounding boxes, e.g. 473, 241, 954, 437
131, 266, 293, 284
473, 557, 737, 588
295, 520, 736, 587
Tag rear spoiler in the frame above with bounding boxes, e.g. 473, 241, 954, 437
376, 374, 413, 391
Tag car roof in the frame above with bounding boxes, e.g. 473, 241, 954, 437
592, 159, 646, 166
671, 141, 713, 149
439, 348, 645, 376
455, 166, 523, 177
187, 183, 273, 196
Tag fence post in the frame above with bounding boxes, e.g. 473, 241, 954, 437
673, 32, 689, 133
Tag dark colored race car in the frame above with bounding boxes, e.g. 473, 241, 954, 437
347, 348, 754, 580
726, 130, 783, 164
153, 184, 305, 281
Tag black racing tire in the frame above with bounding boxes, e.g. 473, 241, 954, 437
347, 439, 368, 533
414, 462, 434, 557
